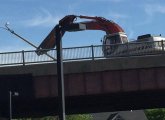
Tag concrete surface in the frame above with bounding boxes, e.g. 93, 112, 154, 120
0, 55, 165, 76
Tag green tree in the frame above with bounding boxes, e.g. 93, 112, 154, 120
145, 108, 165, 120
16, 114, 93, 120
66, 114, 93, 120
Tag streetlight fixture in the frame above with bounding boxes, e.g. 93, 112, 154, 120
9, 91, 19, 120
0, 23, 55, 60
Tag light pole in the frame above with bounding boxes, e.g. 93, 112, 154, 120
56, 25, 66, 120
0, 23, 55, 60
9, 91, 12, 120
9, 91, 19, 120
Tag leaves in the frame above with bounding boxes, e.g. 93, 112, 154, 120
66, 114, 93, 120
145, 108, 165, 120
15, 114, 93, 120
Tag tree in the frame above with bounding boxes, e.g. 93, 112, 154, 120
145, 108, 165, 120
66, 114, 93, 120
16, 114, 93, 120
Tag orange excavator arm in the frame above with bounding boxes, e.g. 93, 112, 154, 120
37, 15, 125, 54
78, 15, 124, 34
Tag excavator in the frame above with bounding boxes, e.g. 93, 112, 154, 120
36, 15, 128, 56
36, 15, 165, 57
3, 14, 164, 57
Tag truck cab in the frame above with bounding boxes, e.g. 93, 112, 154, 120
137, 34, 165, 42
103, 32, 128, 45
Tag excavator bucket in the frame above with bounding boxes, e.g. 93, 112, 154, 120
36, 25, 59, 55
36, 15, 77, 55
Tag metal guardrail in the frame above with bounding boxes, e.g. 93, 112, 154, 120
0, 40, 165, 66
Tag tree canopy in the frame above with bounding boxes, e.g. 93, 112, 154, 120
16, 114, 93, 120
145, 108, 165, 120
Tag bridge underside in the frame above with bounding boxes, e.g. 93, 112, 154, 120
1, 65, 165, 118
11, 90, 165, 118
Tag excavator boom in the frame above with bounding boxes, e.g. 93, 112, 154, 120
79, 15, 124, 34
37, 15, 126, 55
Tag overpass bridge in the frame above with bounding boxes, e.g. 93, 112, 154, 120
0, 42, 165, 118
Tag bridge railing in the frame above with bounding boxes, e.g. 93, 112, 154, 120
0, 40, 165, 66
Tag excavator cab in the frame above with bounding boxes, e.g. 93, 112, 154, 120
103, 32, 128, 45
102, 32, 128, 57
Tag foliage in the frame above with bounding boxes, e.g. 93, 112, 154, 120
15, 114, 93, 120
66, 114, 93, 120
145, 108, 165, 120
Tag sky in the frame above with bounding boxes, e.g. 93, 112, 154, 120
0, 0, 165, 52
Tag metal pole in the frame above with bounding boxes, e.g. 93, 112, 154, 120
56, 25, 65, 120
127, 42, 129, 56
162, 40, 164, 52
91, 45, 94, 60
9, 91, 12, 120
9, 30, 56, 60
22, 50, 25, 66
0, 26, 55, 60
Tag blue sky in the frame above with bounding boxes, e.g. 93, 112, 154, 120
0, 0, 165, 52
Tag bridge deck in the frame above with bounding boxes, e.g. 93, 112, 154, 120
0, 55, 165, 118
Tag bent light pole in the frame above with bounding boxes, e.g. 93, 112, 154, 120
35, 22, 87, 120
55, 25, 66, 120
